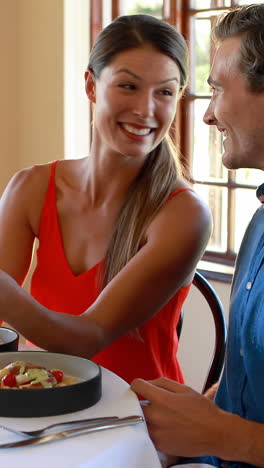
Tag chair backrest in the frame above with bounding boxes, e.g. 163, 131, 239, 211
177, 271, 227, 394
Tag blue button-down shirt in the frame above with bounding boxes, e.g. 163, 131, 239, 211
197, 201, 264, 468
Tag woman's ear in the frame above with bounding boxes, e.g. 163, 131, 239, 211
84, 70, 96, 103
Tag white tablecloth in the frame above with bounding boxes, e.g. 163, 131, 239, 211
173, 465, 215, 468
0, 365, 161, 468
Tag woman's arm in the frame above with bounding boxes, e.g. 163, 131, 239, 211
0, 165, 50, 285
131, 377, 264, 467
0, 190, 212, 356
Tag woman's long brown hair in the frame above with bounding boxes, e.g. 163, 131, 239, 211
88, 15, 189, 288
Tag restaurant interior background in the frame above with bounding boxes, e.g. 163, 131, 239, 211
3, 0, 260, 391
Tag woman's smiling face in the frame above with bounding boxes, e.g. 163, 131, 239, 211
86, 45, 181, 160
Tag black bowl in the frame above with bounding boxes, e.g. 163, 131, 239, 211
0, 327, 19, 352
0, 351, 101, 417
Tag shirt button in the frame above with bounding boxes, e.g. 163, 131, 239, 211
240, 348, 244, 357
246, 282, 252, 290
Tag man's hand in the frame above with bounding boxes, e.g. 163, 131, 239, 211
131, 377, 229, 458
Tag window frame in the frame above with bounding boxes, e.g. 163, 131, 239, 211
179, 1, 260, 279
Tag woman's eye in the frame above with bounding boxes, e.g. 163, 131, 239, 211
160, 89, 173, 96
118, 83, 136, 90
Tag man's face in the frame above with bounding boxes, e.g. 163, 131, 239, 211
203, 36, 264, 170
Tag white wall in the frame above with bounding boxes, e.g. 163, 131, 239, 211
0, 2, 20, 192
64, 0, 90, 158
0, 0, 64, 195
18, 0, 64, 170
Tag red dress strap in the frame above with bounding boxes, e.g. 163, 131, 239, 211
44, 160, 57, 205
50, 160, 58, 179
168, 187, 194, 200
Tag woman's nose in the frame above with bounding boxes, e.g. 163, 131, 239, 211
132, 92, 154, 118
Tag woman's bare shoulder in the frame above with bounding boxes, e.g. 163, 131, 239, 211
4, 162, 54, 195
0, 161, 60, 236
2, 163, 56, 203
147, 180, 213, 247
168, 180, 211, 220
3, 157, 88, 205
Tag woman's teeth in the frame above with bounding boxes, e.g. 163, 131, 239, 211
122, 123, 152, 135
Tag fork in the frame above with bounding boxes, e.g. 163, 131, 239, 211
0, 416, 119, 438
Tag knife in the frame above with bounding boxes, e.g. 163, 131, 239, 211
0, 415, 144, 449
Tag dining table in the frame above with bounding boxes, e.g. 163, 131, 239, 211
0, 343, 162, 468
173, 465, 215, 468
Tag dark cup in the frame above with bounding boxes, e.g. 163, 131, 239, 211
0, 327, 19, 352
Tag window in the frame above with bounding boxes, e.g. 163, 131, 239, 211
184, 0, 263, 272
90, 0, 264, 278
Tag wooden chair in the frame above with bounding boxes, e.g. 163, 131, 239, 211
177, 271, 227, 394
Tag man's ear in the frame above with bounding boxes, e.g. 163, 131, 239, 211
84, 70, 96, 103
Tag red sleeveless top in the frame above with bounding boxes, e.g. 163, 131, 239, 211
31, 161, 193, 384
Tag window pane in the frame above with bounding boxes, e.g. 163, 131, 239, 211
102, 0, 112, 27
192, 18, 211, 95
238, 0, 264, 4
192, 0, 231, 9
192, 99, 228, 182
120, 0, 163, 17
195, 9, 228, 20
234, 189, 260, 252
188, 0, 263, 262
194, 184, 228, 252
235, 169, 264, 187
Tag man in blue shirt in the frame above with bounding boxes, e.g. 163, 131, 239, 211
131, 4, 264, 467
